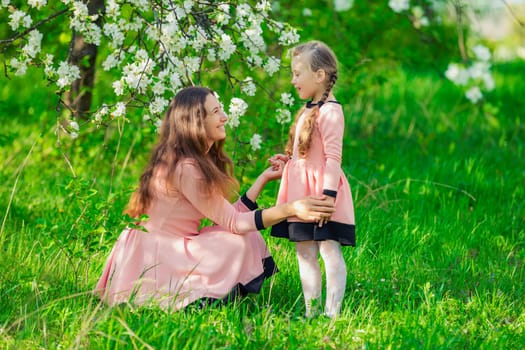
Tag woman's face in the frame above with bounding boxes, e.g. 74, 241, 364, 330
203, 93, 228, 146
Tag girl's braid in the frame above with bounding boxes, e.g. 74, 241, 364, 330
297, 72, 338, 156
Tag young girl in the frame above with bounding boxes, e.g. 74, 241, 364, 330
271, 41, 356, 318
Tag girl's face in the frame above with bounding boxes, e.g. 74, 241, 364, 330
291, 54, 325, 101
203, 93, 228, 147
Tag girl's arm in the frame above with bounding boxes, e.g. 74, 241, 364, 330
318, 105, 345, 196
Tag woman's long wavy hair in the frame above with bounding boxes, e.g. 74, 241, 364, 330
125, 86, 238, 218
285, 41, 338, 157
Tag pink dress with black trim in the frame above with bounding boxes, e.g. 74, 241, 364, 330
95, 159, 277, 310
271, 101, 356, 246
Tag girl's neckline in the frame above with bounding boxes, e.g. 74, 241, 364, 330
305, 100, 340, 108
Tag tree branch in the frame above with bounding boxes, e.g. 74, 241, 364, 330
0, 9, 69, 47
501, 0, 525, 29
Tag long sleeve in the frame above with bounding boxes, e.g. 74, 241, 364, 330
175, 159, 259, 234
318, 105, 345, 194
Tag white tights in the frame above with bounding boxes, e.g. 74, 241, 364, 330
295, 240, 347, 318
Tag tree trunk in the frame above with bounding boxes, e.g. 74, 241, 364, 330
65, 0, 105, 119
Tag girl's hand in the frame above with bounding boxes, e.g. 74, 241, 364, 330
269, 154, 289, 170
292, 195, 335, 222
317, 195, 335, 227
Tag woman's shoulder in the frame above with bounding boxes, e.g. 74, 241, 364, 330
175, 158, 201, 174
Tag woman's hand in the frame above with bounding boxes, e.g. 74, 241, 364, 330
292, 195, 335, 223
261, 165, 283, 181
261, 157, 285, 182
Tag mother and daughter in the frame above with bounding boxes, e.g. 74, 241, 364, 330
95, 40, 355, 318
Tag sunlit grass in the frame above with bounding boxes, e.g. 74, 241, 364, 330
1, 63, 524, 349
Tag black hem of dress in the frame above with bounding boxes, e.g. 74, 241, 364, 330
186, 256, 278, 309
270, 221, 355, 246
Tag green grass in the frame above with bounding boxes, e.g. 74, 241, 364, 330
1, 62, 524, 349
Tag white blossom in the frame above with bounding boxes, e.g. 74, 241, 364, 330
28, 0, 47, 9
276, 108, 292, 125
102, 52, 120, 71
250, 133, 262, 151
411, 6, 429, 29
72, 1, 89, 19
465, 86, 482, 103
256, 0, 271, 13
218, 34, 236, 60
1, 0, 11, 8
112, 102, 126, 117
122, 59, 153, 93
241, 25, 266, 55
94, 104, 109, 121
207, 48, 216, 62
303, 8, 312, 16
280, 92, 295, 106
83, 22, 102, 45
389, 0, 410, 13
216, 4, 231, 25
104, 23, 125, 48
149, 97, 169, 114
241, 77, 257, 96
9, 10, 32, 30
129, 0, 148, 12
182, 56, 200, 76
152, 81, 166, 96
227, 97, 248, 128
69, 120, 80, 131
10, 57, 28, 76
445, 63, 469, 86
278, 27, 300, 46
334, 0, 353, 12
169, 72, 182, 92
472, 44, 491, 62
248, 54, 263, 67
468, 62, 490, 80
70, 132, 79, 139
56, 61, 81, 88
43, 54, 54, 76
22, 30, 43, 58
263, 57, 280, 76
112, 80, 125, 96
106, 0, 120, 18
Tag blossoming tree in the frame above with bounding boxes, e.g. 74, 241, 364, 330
1, 0, 299, 146
1, 0, 520, 156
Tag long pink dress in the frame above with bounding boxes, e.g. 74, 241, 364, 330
271, 101, 356, 246
95, 159, 277, 310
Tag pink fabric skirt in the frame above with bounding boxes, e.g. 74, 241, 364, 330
95, 227, 277, 310
271, 159, 356, 246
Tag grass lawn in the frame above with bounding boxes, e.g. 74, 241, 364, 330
0, 62, 523, 349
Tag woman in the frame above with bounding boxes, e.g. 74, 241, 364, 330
95, 86, 335, 310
